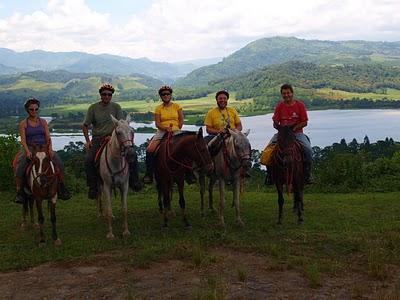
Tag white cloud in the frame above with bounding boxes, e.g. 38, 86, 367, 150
0, 0, 399, 61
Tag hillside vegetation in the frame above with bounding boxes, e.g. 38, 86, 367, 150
177, 36, 400, 87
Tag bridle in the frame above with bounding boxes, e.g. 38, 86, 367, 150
164, 132, 212, 174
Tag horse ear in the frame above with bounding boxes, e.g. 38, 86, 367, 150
125, 113, 131, 123
110, 114, 119, 125
244, 129, 250, 137
197, 127, 203, 138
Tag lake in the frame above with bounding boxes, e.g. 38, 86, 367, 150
29, 109, 400, 150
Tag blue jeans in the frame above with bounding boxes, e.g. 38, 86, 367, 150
269, 133, 313, 163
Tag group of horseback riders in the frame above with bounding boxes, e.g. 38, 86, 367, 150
13, 83, 313, 203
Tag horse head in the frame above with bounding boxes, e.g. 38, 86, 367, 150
110, 114, 135, 159
276, 125, 298, 167
30, 144, 58, 199
192, 127, 214, 175
226, 129, 252, 171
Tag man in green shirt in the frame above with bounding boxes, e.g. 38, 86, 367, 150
82, 83, 141, 199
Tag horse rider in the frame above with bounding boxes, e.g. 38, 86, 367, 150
14, 98, 71, 203
143, 85, 196, 184
204, 89, 243, 141
82, 83, 141, 199
265, 84, 313, 184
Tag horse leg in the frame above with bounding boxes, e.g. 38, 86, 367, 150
121, 184, 130, 238
199, 174, 205, 217
35, 199, 45, 246
208, 176, 216, 212
277, 183, 284, 225
177, 179, 191, 229
218, 178, 226, 228
295, 187, 304, 224
233, 177, 244, 228
29, 197, 38, 228
161, 183, 171, 229
103, 185, 114, 239
49, 199, 61, 245
20, 199, 28, 229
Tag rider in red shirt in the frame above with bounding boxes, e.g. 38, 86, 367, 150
266, 84, 313, 184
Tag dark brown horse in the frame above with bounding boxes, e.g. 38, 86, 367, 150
271, 126, 305, 225
155, 128, 213, 229
26, 144, 61, 245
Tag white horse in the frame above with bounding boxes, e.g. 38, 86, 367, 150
97, 114, 135, 239
199, 129, 251, 228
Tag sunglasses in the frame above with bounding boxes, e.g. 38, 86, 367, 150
161, 93, 171, 96
28, 108, 39, 111
101, 93, 113, 97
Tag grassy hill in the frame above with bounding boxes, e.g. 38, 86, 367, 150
176, 36, 400, 87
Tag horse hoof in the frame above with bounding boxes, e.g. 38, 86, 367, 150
33, 223, 40, 229
38, 241, 46, 248
185, 225, 192, 231
161, 225, 169, 232
106, 233, 115, 240
123, 230, 131, 238
277, 221, 282, 225
297, 219, 304, 225
54, 239, 62, 246
20, 222, 26, 230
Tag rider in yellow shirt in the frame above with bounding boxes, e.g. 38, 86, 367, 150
143, 85, 183, 184
204, 89, 242, 140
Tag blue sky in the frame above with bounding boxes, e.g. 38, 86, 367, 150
0, 0, 399, 62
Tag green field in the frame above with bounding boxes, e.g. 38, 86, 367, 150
41, 94, 254, 117
1, 188, 399, 285
315, 88, 400, 100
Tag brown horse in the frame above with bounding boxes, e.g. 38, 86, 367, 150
25, 144, 61, 245
271, 126, 305, 225
155, 128, 213, 229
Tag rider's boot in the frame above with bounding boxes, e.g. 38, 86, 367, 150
304, 161, 314, 184
15, 177, 26, 204
129, 157, 142, 191
58, 181, 72, 200
143, 152, 154, 184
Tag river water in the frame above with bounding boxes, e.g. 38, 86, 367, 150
12, 109, 400, 150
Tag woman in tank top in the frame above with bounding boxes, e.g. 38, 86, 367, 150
14, 98, 71, 203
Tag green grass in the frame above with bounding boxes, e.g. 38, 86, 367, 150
1, 188, 400, 279
315, 88, 400, 100
1, 78, 64, 91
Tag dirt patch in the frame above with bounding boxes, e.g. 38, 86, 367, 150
0, 249, 399, 299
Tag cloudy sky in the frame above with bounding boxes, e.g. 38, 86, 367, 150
0, 0, 399, 62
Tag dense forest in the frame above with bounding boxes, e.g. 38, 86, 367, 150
1, 135, 399, 193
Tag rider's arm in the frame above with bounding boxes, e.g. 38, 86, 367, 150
19, 120, 29, 153
293, 121, 307, 132
273, 121, 280, 130
82, 124, 91, 143
206, 125, 222, 135
178, 109, 183, 129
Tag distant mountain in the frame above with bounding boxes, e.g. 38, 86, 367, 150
212, 61, 400, 98
0, 48, 201, 80
174, 57, 222, 68
176, 36, 400, 87
0, 63, 19, 75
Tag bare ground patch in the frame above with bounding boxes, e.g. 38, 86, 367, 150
0, 248, 399, 299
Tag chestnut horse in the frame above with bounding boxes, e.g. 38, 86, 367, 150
22, 144, 60, 245
155, 128, 213, 229
271, 125, 305, 225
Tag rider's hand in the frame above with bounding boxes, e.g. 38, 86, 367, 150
26, 150, 32, 159
166, 126, 173, 133
85, 140, 92, 150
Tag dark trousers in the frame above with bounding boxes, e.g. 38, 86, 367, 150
84, 137, 103, 187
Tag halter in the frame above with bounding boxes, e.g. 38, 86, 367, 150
221, 133, 251, 175
104, 125, 133, 185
